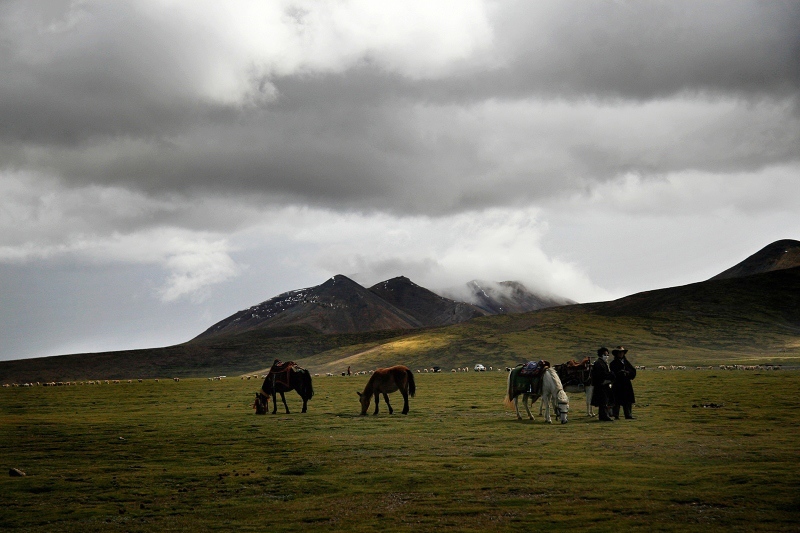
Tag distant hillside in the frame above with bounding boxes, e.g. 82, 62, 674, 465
3, 266, 799, 382
711, 239, 800, 280
296, 266, 800, 375
444, 280, 575, 314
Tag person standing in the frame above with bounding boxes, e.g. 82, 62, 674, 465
610, 346, 636, 419
591, 347, 614, 421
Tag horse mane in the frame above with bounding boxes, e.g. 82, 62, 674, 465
359, 372, 378, 397
545, 367, 563, 388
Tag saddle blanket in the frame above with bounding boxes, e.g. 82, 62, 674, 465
519, 360, 549, 377
268, 359, 300, 389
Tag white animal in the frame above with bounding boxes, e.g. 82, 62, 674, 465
506, 367, 570, 424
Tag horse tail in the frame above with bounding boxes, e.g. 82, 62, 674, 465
504, 368, 514, 407
302, 369, 314, 399
406, 368, 416, 397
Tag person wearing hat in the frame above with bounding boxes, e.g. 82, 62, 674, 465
590, 347, 615, 421
610, 346, 636, 419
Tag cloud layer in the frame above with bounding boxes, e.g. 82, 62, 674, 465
1, 1, 799, 359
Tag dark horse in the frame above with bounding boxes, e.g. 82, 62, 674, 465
357, 365, 416, 415
553, 357, 595, 417
253, 359, 314, 414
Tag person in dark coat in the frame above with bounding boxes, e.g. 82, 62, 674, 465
590, 347, 614, 421
610, 346, 636, 419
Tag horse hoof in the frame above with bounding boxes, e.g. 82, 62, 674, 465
561, 420, 568, 424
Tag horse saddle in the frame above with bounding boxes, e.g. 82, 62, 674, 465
268, 359, 300, 389
566, 358, 589, 370
519, 360, 549, 377
270, 359, 297, 372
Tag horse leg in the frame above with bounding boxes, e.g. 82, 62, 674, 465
513, 396, 523, 419
373, 392, 380, 415
271, 392, 278, 414
383, 392, 393, 414
585, 385, 595, 417
522, 394, 534, 420
400, 388, 409, 415
296, 385, 308, 413
544, 392, 553, 424
280, 392, 290, 414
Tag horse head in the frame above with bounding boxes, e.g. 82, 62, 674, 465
253, 392, 269, 415
356, 391, 370, 415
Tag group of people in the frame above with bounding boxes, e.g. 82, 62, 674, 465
591, 346, 636, 422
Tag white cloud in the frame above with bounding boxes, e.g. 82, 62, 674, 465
249, 206, 611, 302
158, 240, 241, 302
0, 171, 243, 301
32, 0, 494, 106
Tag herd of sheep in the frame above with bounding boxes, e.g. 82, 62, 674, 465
1, 363, 785, 388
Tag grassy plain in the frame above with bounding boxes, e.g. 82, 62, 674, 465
2, 370, 799, 532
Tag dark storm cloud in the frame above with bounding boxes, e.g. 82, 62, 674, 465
0, 3, 197, 145
28, 93, 796, 217
0, 0, 798, 217
272, 2, 800, 104
488, 1, 800, 101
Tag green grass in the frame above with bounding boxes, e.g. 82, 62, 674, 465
2, 369, 799, 531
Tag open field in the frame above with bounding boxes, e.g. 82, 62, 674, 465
2, 369, 799, 532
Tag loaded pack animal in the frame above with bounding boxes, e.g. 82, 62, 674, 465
357, 365, 416, 415
552, 357, 595, 417
505, 361, 570, 424
253, 359, 314, 414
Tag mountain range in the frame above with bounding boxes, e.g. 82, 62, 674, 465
195, 275, 559, 340
2, 239, 799, 382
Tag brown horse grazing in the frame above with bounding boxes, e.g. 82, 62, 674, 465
357, 365, 416, 415
254, 359, 314, 414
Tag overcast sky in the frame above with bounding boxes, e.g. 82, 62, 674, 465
1, 1, 799, 361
